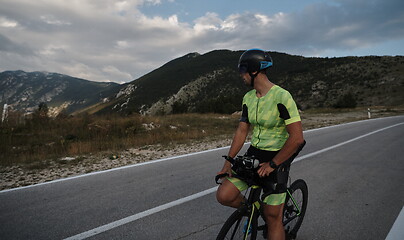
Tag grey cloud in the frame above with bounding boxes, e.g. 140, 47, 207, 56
238, 0, 404, 53
0, 0, 403, 83
0, 33, 34, 55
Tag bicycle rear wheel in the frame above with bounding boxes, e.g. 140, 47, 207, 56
283, 179, 308, 239
216, 208, 258, 240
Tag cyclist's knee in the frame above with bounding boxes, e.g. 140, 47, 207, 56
216, 186, 233, 205
215, 191, 228, 206
216, 181, 241, 207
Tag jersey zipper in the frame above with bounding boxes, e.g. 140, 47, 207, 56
256, 98, 261, 147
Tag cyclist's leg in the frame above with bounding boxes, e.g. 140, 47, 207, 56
263, 202, 285, 240
216, 177, 248, 208
261, 184, 287, 240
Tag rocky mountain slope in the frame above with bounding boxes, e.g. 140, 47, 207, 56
96, 50, 404, 115
0, 70, 120, 116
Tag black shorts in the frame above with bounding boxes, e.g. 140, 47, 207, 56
245, 145, 290, 194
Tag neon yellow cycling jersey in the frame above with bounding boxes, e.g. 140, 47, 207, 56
241, 85, 301, 151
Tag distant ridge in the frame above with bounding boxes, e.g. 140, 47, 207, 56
0, 70, 120, 116
93, 50, 404, 115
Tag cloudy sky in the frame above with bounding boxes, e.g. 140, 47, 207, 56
1, 0, 403, 83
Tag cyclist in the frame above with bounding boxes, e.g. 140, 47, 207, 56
216, 49, 305, 240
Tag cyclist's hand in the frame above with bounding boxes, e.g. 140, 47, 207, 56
217, 163, 232, 178
257, 162, 274, 177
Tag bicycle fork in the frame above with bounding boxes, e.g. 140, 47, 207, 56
243, 201, 260, 240
241, 186, 262, 240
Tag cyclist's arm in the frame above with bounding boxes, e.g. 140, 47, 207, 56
272, 90, 304, 166
218, 121, 250, 176
228, 121, 250, 158
272, 121, 304, 165
258, 121, 304, 177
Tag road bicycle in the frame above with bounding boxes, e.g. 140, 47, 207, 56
215, 155, 308, 240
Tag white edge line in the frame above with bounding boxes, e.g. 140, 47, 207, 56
63, 187, 218, 240
1, 115, 403, 195
303, 115, 401, 133
294, 122, 404, 163
385, 206, 404, 240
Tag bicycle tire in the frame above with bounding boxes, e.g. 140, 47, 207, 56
283, 179, 308, 239
216, 208, 259, 240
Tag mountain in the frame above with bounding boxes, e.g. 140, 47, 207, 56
93, 50, 404, 115
0, 70, 120, 116
2, 50, 403, 117
94, 50, 249, 115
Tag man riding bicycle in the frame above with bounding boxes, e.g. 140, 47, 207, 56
216, 49, 305, 240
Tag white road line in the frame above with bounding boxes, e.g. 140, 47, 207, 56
63, 187, 218, 240
63, 121, 404, 240
385, 206, 404, 240
294, 122, 404, 162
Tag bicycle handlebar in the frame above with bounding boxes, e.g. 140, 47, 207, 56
215, 155, 260, 185
215, 155, 292, 185
215, 173, 229, 184
215, 141, 306, 184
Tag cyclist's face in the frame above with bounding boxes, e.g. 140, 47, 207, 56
240, 72, 250, 86
240, 72, 257, 86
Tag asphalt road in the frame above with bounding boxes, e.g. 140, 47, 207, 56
1, 116, 403, 240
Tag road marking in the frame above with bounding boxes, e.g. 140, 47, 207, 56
294, 122, 404, 162
385, 206, 404, 240
63, 187, 218, 240
63, 121, 404, 239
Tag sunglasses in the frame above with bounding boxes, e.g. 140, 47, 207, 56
238, 61, 272, 74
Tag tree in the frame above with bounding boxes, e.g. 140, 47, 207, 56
37, 102, 49, 118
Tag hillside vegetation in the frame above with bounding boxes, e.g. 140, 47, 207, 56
95, 50, 404, 115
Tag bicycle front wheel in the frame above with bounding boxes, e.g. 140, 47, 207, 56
283, 179, 308, 239
216, 208, 258, 240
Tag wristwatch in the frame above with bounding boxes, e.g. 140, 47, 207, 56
269, 160, 278, 169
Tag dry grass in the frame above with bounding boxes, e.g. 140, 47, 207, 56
1, 105, 403, 170
0, 112, 239, 168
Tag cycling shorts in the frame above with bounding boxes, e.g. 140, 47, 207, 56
226, 146, 290, 206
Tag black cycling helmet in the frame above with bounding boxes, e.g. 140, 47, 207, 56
238, 49, 273, 87
238, 49, 273, 74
